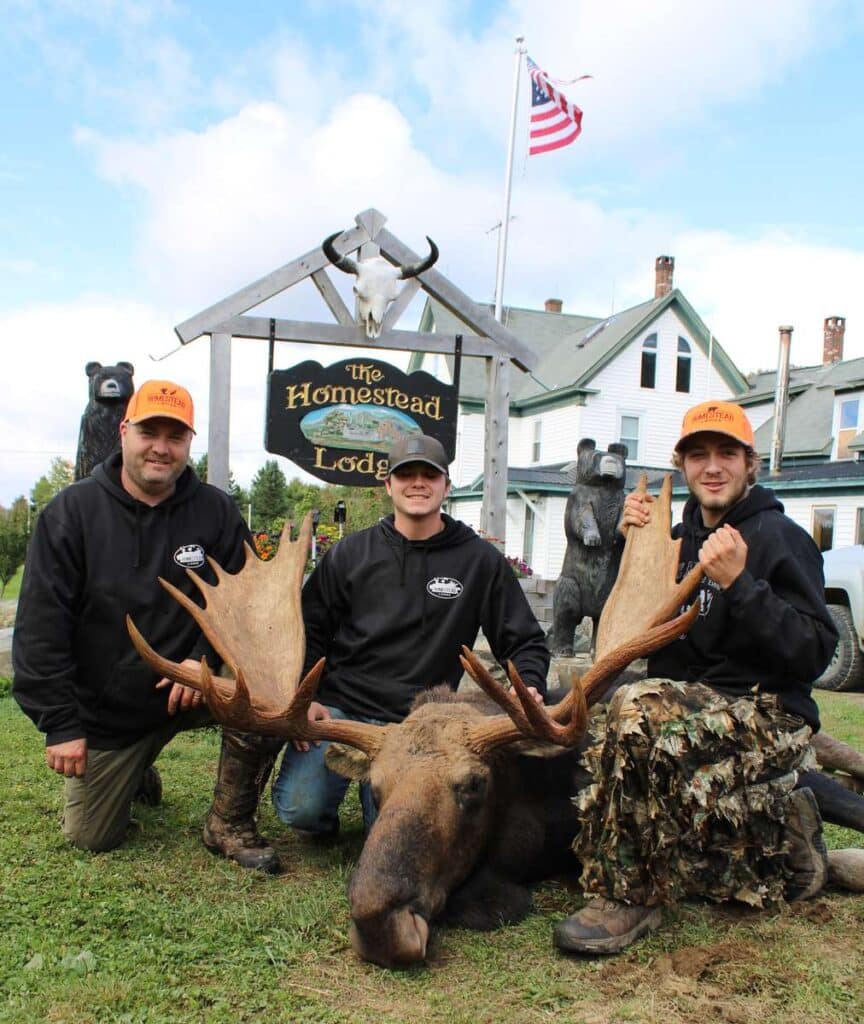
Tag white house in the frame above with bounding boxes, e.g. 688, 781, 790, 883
414, 260, 864, 579
413, 257, 747, 579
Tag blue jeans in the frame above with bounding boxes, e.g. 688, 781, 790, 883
270, 705, 380, 834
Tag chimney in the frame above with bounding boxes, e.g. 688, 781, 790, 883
654, 255, 674, 299
770, 325, 793, 475
544, 298, 563, 313
823, 316, 846, 364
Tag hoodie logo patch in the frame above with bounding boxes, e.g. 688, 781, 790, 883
174, 543, 206, 569
427, 576, 463, 600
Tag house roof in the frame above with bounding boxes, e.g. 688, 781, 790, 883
416, 289, 747, 407
741, 356, 864, 460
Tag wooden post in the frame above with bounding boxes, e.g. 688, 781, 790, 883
208, 332, 231, 493
481, 354, 510, 547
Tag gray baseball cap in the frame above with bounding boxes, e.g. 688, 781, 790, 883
387, 434, 449, 476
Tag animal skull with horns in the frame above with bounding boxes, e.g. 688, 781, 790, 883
322, 231, 439, 339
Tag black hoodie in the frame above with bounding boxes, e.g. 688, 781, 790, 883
12, 454, 251, 748
647, 484, 837, 730
304, 514, 550, 722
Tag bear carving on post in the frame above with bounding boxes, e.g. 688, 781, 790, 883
547, 439, 628, 657
74, 361, 135, 481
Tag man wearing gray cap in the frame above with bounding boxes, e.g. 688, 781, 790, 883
269, 432, 550, 836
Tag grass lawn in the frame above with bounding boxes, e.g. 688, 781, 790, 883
1, 691, 863, 1024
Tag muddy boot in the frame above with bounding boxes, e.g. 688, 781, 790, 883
554, 897, 662, 955
203, 730, 284, 874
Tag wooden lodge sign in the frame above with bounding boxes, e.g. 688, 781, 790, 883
265, 357, 457, 485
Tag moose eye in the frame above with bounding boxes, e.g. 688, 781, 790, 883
453, 772, 488, 810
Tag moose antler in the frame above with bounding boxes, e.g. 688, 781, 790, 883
594, 473, 702, 660
127, 515, 386, 755
462, 473, 702, 754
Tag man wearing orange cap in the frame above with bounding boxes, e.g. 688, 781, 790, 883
13, 380, 278, 869
554, 400, 838, 956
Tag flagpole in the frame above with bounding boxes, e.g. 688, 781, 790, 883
494, 35, 526, 323
482, 35, 524, 546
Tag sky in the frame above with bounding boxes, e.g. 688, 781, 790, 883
2, 0, 864, 505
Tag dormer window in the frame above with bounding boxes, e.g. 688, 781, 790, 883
676, 338, 692, 393
640, 334, 657, 389
838, 398, 860, 459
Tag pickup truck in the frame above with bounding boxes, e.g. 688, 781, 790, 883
816, 544, 864, 692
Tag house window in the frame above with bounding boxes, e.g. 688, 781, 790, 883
532, 420, 542, 462
523, 504, 535, 567
640, 335, 657, 389
619, 415, 639, 461
676, 338, 692, 393
856, 508, 864, 545
838, 398, 860, 459
812, 507, 835, 552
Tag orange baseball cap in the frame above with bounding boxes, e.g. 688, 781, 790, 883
123, 380, 195, 433
675, 400, 754, 452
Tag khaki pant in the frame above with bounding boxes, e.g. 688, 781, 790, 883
62, 706, 212, 852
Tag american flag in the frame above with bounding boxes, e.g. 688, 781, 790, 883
527, 55, 589, 156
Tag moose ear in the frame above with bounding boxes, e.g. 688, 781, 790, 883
325, 742, 372, 781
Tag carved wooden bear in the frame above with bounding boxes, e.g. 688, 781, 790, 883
74, 361, 135, 481
548, 439, 628, 657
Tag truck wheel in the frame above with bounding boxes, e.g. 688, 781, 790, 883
815, 604, 864, 692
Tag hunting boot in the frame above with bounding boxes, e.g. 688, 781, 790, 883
553, 898, 662, 956
784, 786, 829, 901
133, 765, 163, 807
203, 730, 285, 874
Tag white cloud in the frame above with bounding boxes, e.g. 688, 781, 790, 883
4, 0, 863, 506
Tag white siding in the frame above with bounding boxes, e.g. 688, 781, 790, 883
522, 404, 588, 466
452, 411, 485, 487
774, 493, 864, 550
575, 308, 734, 468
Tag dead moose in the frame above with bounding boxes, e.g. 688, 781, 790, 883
128, 481, 864, 968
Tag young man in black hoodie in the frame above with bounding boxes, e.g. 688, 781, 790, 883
554, 400, 838, 956
13, 380, 281, 871
268, 433, 551, 836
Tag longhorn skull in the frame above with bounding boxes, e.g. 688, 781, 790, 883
322, 231, 439, 339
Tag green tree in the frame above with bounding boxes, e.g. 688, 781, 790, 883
0, 511, 28, 598
192, 452, 250, 519
317, 484, 392, 534
249, 460, 291, 533
7, 495, 30, 535
191, 453, 208, 479
30, 457, 74, 519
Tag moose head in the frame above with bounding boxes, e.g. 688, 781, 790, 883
322, 230, 439, 339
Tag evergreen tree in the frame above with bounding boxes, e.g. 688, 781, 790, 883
191, 453, 208, 479
249, 460, 291, 533
192, 452, 249, 518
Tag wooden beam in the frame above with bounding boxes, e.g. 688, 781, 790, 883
174, 224, 370, 344
211, 315, 507, 358
374, 227, 537, 372
480, 356, 510, 545
208, 333, 231, 493
310, 269, 354, 326
356, 208, 387, 240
